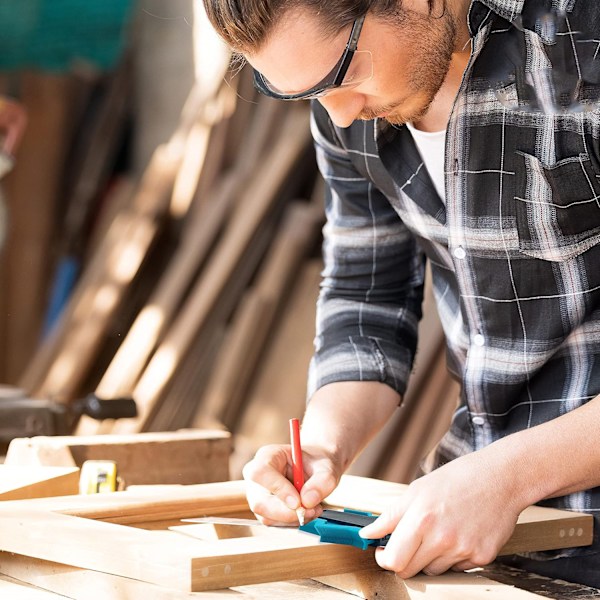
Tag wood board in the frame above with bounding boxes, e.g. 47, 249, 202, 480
0, 466, 79, 501
5, 430, 231, 486
0, 572, 68, 599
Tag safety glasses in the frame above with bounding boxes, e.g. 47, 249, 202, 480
253, 15, 373, 101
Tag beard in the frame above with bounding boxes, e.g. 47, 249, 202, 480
358, 4, 458, 125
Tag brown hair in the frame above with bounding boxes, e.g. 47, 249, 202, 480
202, 0, 402, 53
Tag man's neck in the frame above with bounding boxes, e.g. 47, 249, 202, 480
412, 46, 471, 132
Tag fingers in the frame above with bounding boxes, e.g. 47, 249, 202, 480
243, 445, 302, 524
360, 503, 424, 576
245, 480, 321, 525
301, 461, 338, 509
243, 444, 335, 525
358, 502, 496, 578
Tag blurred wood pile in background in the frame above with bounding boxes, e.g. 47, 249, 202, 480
0, 1, 458, 482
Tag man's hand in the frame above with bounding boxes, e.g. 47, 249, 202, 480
243, 442, 341, 525
242, 382, 400, 527
359, 448, 524, 578
0, 96, 27, 156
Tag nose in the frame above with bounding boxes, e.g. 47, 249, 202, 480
317, 91, 366, 128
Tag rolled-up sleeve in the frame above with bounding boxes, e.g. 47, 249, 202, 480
307, 104, 425, 401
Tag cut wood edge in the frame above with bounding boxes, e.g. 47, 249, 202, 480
0, 465, 79, 501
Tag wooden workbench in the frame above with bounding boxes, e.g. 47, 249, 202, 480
0, 476, 596, 599
2, 559, 599, 599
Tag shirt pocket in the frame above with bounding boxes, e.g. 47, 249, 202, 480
514, 151, 600, 262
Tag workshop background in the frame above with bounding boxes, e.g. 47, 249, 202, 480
0, 0, 457, 481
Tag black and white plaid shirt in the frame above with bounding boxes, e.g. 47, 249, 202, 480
308, 0, 600, 557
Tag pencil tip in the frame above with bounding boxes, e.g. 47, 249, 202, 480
296, 507, 306, 526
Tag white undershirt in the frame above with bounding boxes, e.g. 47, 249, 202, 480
406, 122, 447, 202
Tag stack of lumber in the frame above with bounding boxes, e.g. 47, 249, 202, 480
6, 58, 332, 471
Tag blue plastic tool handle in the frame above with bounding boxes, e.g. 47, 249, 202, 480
299, 508, 390, 550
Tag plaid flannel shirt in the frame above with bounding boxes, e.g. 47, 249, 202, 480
308, 0, 600, 557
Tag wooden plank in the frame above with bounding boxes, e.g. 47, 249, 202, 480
194, 201, 324, 432
229, 259, 323, 477
5, 430, 231, 486
0, 510, 196, 590
401, 571, 551, 599
0, 507, 378, 592
315, 571, 411, 599
189, 535, 381, 591
326, 476, 593, 556
0, 572, 68, 599
0, 553, 565, 600
0, 479, 250, 523
0, 465, 79, 500
77, 98, 287, 437
0, 552, 357, 599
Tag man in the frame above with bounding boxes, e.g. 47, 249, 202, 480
202, 0, 600, 586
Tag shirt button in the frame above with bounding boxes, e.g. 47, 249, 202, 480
472, 416, 485, 426
453, 246, 466, 259
473, 334, 485, 347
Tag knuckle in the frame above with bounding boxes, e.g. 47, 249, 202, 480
454, 540, 474, 559
470, 546, 496, 567
415, 510, 436, 532
242, 460, 258, 481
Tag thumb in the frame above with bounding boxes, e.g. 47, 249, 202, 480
359, 504, 405, 540
301, 469, 338, 509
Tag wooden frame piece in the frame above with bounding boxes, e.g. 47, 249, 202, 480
5, 430, 231, 486
0, 466, 79, 501
0, 476, 592, 594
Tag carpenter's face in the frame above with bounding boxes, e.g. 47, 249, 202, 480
247, 1, 458, 127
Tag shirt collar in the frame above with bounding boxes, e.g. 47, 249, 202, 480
475, 0, 525, 22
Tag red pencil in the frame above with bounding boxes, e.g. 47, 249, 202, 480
289, 418, 306, 525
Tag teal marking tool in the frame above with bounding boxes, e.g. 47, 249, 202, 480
299, 508, 391, 550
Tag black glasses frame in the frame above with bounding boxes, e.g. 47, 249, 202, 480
253, 15, 366, 101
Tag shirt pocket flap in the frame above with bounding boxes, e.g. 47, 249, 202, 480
515, 151, 600, 262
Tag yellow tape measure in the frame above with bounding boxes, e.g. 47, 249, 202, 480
79, 460, 120, 494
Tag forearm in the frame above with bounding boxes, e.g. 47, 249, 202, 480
301, 380, 400, 474
483, 394, 600, 510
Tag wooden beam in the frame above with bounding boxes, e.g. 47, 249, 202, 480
194, 202, 324, 432
0, 552, 358, 599
0, 572, 68, 599
229, 259, 323, 477
401, 571, 551, 599
0, 465, 79, 500
5, 430, 231, 486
